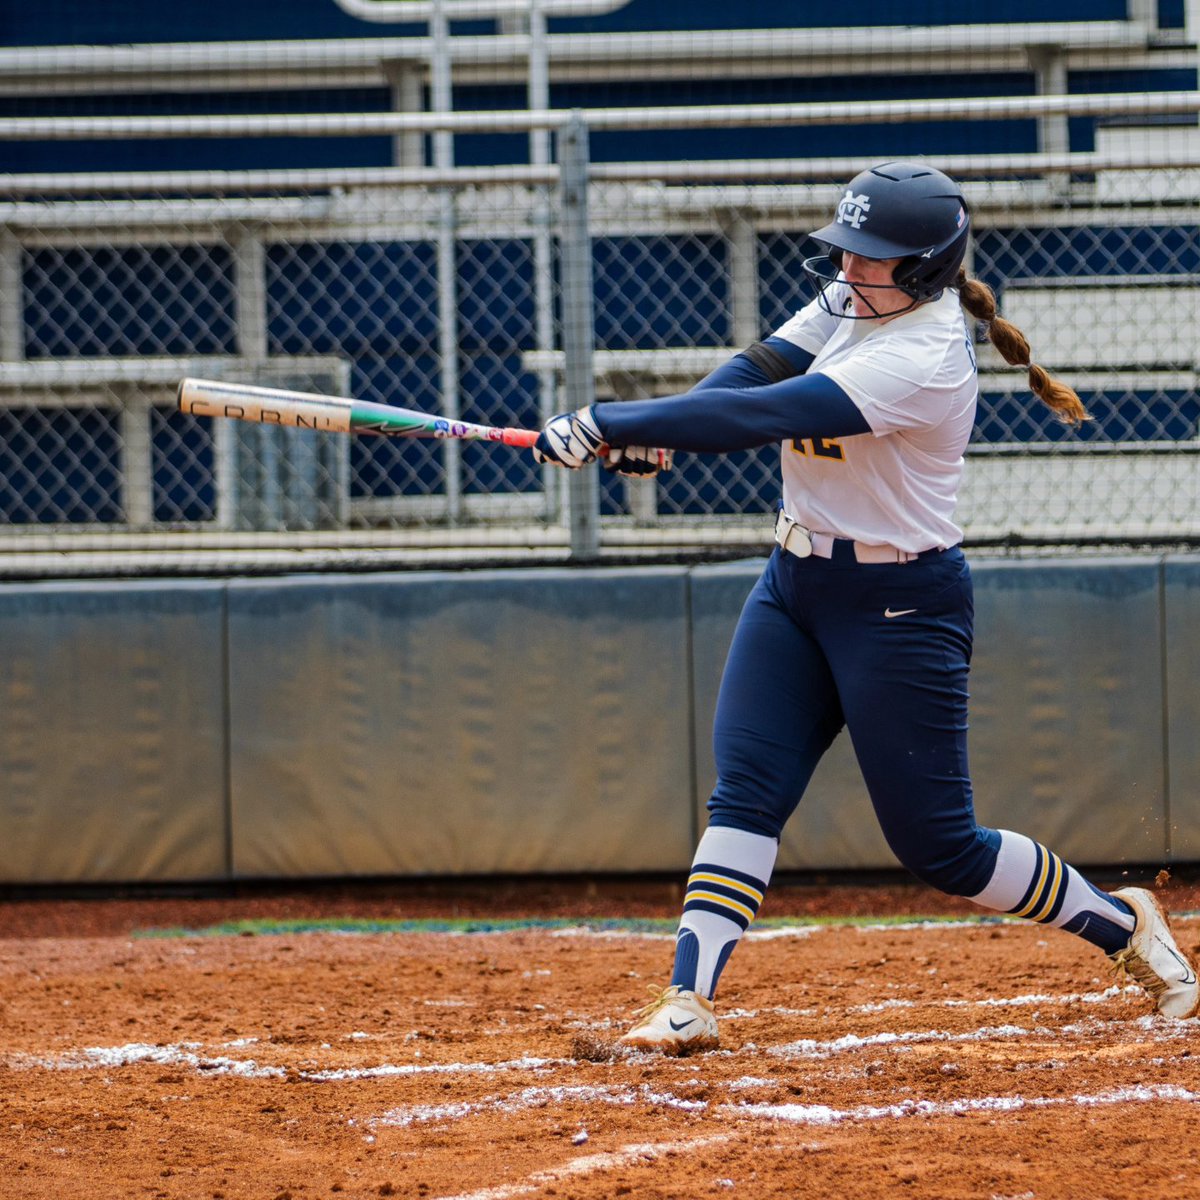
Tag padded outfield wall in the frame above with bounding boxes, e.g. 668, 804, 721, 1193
0, 556, 1193, 885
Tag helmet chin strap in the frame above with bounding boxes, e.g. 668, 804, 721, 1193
804, 253, 928, 322
845, 280, 922, 320
819, 276, 923, 322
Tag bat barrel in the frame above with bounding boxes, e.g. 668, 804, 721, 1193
177, 377, 355, 433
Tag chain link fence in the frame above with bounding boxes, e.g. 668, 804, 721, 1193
5, 100, 1200, 573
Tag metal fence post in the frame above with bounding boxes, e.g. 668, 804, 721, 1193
0, 229, 23, 361
557, 112, 600, 559
526, 0, 562, 521
430, 0, 463, 525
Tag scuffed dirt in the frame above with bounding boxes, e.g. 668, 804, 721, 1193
1, 872, 1198, 1199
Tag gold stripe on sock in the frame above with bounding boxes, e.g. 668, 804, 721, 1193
1027, 853, 1065, 924
1008, 849, 1065, 921
686, 871, 765, 906
683, 888, 757, 924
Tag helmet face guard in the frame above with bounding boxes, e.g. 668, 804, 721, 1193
801, 253, 923, 321
802, 161, 970, 320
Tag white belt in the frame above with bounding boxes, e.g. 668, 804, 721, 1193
774, 509, 920, 565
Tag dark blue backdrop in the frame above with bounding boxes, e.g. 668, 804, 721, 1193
0, 0, 1185, 45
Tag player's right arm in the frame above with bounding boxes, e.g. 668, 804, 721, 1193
532, 369, 867, 468
589, 336, 820, 475
533, 298, 842, 467
689, 336, 817, 391
591, 371, 870, 454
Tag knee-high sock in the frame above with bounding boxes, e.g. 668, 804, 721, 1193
670, 826, 778, 999
968, 829, 1134, 954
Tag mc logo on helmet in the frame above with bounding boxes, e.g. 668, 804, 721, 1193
836, 190, 871, 229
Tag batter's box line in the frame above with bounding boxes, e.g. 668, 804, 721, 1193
365, 1083, 1200, 1192
764, 1013, 1185, 1061
369, 1081, 710, 1131
8, 1043, 570, 1083
723, 1083, 1200, 1127
426, 1134, 733, 1200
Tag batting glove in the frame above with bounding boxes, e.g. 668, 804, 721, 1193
602, 445, 674, 478
533, 406, 604, 468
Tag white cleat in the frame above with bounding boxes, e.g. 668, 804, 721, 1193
618, 985, 719, 1054
1109, 887, 1199, 1019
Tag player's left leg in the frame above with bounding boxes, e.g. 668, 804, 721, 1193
966, 833, 1196, 1017
824, 550, 1197, 1019
619, 554, 843, 1053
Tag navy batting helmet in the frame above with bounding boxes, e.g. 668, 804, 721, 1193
805, 162, 970, 305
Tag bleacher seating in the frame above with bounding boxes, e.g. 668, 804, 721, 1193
2, 0, 1199, 549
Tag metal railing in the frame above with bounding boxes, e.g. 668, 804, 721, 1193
5, 82, 1200, 574
7, 88, 1200, 141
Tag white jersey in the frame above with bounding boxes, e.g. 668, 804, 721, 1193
772, 281, 978, 553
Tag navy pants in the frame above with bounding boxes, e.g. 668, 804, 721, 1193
709, 541, 1001, 897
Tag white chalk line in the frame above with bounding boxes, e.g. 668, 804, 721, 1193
766, 1010, 1192, 1061
729, 1083, 1200, 1127
577, 984, 1165, 1035
717, 984, 1143, 1023
13, 1035, 1200, 1164
304, 1055, 561, 1082
846, 984, 1140, 1015
368, 1070, 1200, 1136
8, 1042, 288, 1079
416, 1070, 1200, 1200
359, 1020, 1196, 1128
771, 1024, 1035, 1060
8, 1043, 568, 1082
370, 1082, 708, 1129
9, 988, 1190, 1082
427, 1134, 732, 1200
390, 1080, 1200, 1136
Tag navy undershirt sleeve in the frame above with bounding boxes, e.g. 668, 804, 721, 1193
593, 368, 871, 453
761, 336, 820, 376
692, 337, 816, 390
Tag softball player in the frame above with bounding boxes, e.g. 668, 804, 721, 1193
535, 162, 1199, 1051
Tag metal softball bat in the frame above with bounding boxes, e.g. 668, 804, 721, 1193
177, 377, 541, 448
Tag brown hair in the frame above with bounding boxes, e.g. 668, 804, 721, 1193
954, 269, 1090, 427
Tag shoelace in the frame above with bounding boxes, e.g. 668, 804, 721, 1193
1110, 945, 1168, 999
630, 984, 681, 1022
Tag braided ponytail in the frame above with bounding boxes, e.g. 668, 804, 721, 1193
954, 269, 1090, 428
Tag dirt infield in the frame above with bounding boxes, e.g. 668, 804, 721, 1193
2, 874, 1199, 1200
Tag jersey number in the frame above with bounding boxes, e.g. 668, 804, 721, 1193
790, 437, 845, 461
